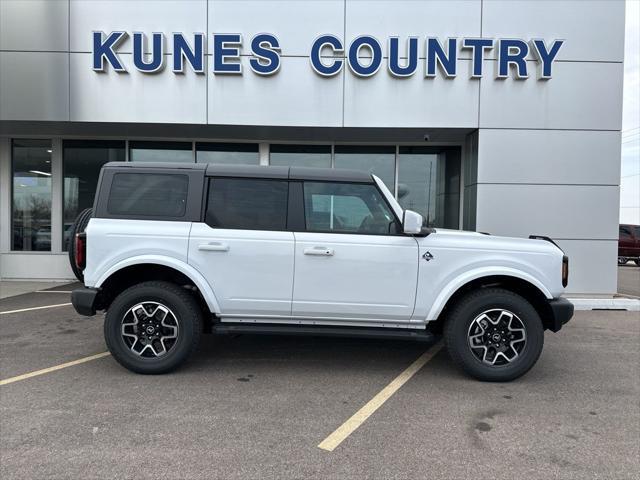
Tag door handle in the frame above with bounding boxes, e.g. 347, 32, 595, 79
304, 247, 334, 256
198, 242, 229, 252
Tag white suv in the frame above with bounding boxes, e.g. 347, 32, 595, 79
71, 162, 573, 381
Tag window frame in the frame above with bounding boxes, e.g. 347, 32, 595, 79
204, 176, 290, 232
299, 180, 404, 236
93, 167, 204, 222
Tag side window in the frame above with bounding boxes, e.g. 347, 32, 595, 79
108, 173, 188, 217
620, 226, 633, 239
206, 178, 288, 231
303, 182, 399, 235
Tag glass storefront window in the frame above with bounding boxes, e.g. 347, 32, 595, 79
196, 143, 259, 164
397, 146, 460, 228
269, 144, 331, 168
63, 140, 125, 250
334, 145, 396, 191
129, 141, 193, 162
11, 139, 52, 251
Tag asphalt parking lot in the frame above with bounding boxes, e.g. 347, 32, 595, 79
1, 289, 639, 479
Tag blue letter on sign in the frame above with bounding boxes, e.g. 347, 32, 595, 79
348, 36, 383, 77
388, 37, 418, 77
497, 39, 529, 78
93, 31, 127, 72
213, 34, 242, 74
310, 35, 344, 76
426, 38, 457, 77
173, 33, 205, 73
133, 32, 165, 73
461, 38, 493, 77
250, 34, 281, 75
530, 39, 564, 79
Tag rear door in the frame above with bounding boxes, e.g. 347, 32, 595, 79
291, 181, 419, 322
188, 177, 294, 317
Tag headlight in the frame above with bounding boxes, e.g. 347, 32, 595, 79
562, 255, 569, 288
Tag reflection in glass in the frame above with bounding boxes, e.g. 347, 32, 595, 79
12, 139, 52, 251
196, 143, 259, 164
334, 146, 395, 191
397, 146, 460, 228
63, 140, 125, 250
129, 141, 193, 162
270, 144, 331, 168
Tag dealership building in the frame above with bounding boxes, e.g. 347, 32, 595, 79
0, 0, 625, 295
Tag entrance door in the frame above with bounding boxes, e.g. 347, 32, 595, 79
292, 181, 419, 321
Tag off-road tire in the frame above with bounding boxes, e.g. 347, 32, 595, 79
104, 281, 203, 374
68, 207, 93, 281
444, 288, 544, 382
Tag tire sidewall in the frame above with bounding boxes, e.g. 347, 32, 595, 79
104, 284, 198, 374
447, 290, 544, 382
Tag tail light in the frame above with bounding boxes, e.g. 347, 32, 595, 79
562, 255, 569, 288
75, 232, 86, 271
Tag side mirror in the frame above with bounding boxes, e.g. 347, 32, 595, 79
403, 210, 423, 235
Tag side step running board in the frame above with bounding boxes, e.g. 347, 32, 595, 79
211, 323, 438, 342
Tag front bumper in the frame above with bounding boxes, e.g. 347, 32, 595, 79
71, 288, 100, 316
546, 297, 574, 332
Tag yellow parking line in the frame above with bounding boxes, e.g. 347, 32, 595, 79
0, 303, 72, 315
0, 352, 111, 386
318, 340, 443, 452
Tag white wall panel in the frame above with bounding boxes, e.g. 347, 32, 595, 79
0, 254, 74, 280
70, 53, 206, 124
475, 184, 619, 240
478, 129, 622, 185
70, 0, 206, 53
482, 0, 625, 62
208, 57, 342, 126
344, 60, 479, 128
555, 240, 618, 294
0, 0, 69, 52
209, 0, 344, 57
0, 52, 69, 121
345, 0, 480, 59
479, 61, 623, 130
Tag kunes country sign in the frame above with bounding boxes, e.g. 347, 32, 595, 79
92, 32, 564, 80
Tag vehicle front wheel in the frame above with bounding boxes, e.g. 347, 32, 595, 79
104, 281, 203, 374
635, 259, 640, 267
444, 288, 544, 382
618, 257, 628, 266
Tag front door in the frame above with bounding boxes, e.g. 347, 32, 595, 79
292, 181, 419, 321
189, 177, 294, 317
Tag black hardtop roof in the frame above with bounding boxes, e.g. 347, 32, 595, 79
103, 162, 374, 183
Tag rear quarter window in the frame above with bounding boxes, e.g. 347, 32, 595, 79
107, 173, 189, 217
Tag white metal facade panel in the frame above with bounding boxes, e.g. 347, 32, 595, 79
481, 0, 625, 62
343, 59, 480, 128
477, 129, 622, 185
69, 53, 207, 123
0, 0, 69, 52
345, 0, 481, 60
209, 0, 344, 57
70, 0, 207, 54
554, 240, 618, 294
475, 184, 620, 241
0, 52, 69, 121
479, 61, 624, 130
208, 56, 343, 126
0, 254, 73, 280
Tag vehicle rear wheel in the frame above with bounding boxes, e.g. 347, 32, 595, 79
68, 207, 93, 281
635, 259, 640, 267
104, 281, 203, 374
618, 257, 628, 266
444, 288, 544, 382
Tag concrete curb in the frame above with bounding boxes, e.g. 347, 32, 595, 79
567, 298, 640, 312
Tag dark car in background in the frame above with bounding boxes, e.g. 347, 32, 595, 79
618, 224, 640, 266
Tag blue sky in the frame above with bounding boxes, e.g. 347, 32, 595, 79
621, 0, 640, 224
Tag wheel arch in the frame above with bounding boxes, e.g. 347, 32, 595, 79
427, 272, 555, 332
94, 256, 221, 314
